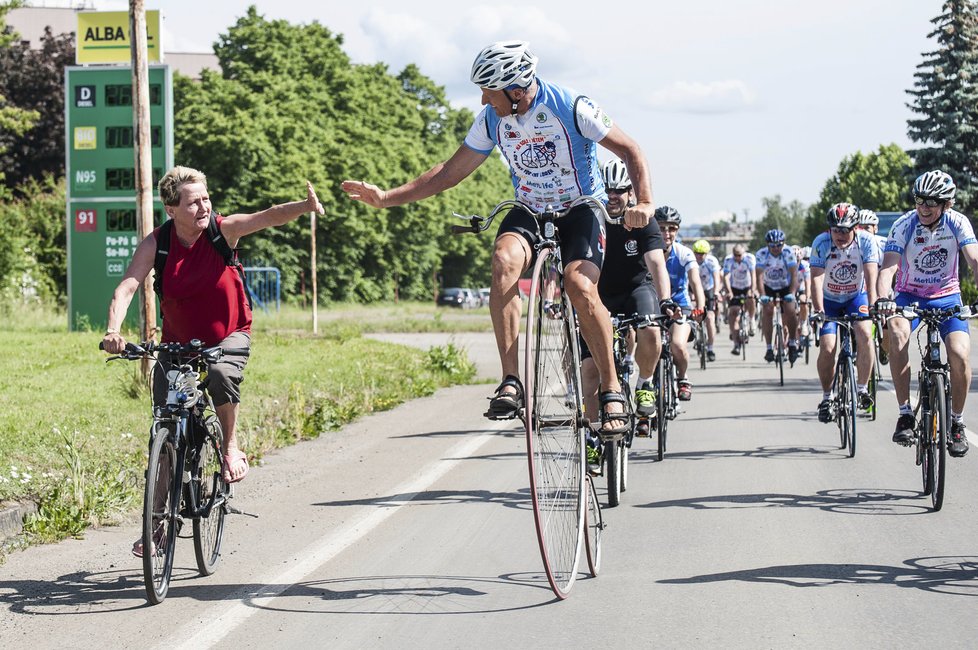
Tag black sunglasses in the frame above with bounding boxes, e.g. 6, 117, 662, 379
607, 187, 631, 195
830, 226, 853, 234
914, 196, 944, 207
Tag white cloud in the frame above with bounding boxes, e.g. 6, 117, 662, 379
643, 80, 757, 114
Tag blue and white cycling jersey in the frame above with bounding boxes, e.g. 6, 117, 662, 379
464, 78, 612, 212
872, 233, 887, 261
666, 242, 698, 307
698, 254, 721, 291
796, 258, 811, 288
722, 252, 756, 290
755, 246, 797, 290
810, 230, 880, 302
884, 208, 978, 298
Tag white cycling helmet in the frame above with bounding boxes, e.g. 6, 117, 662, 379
857, 209, 878, 226
913, 170, 956, 200
602, 158, 631, 190
470, 41, 538, 90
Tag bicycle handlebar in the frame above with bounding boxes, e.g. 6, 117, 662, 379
450, 196, 614, 235
100, 339, 248, 364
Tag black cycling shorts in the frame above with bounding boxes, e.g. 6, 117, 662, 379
763, 285, 793, 300
496, 203, 605, 271
580, 283, 659, 361
729, 287, 752, 307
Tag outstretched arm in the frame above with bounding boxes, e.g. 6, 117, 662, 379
220, 181, 324, 247
342, 144, 488, 209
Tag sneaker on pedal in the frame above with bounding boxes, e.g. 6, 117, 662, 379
949, 421, 970, 457
635, 382, 657, 416
857, 391, 874, 411
817, 399, 834, 423
892, 414, 916, 446
677, 380, 692, 401
879, 348, 889, 366
788, 344, 799, 364
731, 344, 741, 355
707, 350, 716, 362
764, 348, 775, 363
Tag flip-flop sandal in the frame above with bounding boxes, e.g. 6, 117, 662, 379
485, 375, 524, 420
223, 449, 250, 484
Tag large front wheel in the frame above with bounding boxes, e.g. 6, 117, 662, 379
193, 414, 228, 576
143, 424, 180, 605
524, 248, 585, 599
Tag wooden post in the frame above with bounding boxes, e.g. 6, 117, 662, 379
130, 0, 155, 378
311, 211, 318, 334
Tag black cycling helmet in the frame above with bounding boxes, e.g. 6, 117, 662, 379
826, 202, 859, 229
654, 205, 681, 225
765, 229, 786, 244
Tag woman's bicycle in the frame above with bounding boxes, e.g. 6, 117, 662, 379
815, 314, 869, 458
886, 304, 977, 511
452, 196, 611, 599
102, 339, 246, 604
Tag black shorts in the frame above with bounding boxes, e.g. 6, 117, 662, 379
496, 203, 605, 270
704, 288, 717, 312
763, 285, 793, 300
729, 287, 752, 307
580, 283, 659, 361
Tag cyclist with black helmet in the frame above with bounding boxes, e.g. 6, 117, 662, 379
342, 41, 654, 438
810, 203, 880, 422
693, 239, 721, 361
656, 206, 705, 401
581, 158, 670, 429
876, 170, 978, 455
755, 229, 800, 363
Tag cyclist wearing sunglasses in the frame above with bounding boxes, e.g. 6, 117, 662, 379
876, 170, 978, 455
722, 244, 757, 354
755, 229, 800, 363
810, 203, 880, 422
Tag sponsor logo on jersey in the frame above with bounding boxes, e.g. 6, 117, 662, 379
625, 239, 639, 256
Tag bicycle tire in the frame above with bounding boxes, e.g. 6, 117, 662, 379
919, 378, 934, 496
834, 357, 848, 450
143, 424, 180, 605
655, 356, 668, 461
844, 356, 857, 458
775, 325, 785, 386
604, 439, 621, 508
583, 475, 603, 577
697, 325, 707, 371
619, 438, 628, 494
193, 414, 227, 576
868, 355, 880, 422
804, 335, 811, 365
523, 248, 585, 599
929, 375, 948, 510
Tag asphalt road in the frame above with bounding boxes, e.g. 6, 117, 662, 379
3, 332, 978, 649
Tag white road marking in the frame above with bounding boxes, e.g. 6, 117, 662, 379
167, 419, 515, 650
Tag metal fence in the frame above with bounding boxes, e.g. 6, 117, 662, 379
243, 267, 281, 312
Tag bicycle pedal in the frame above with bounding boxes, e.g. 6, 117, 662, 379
226, 504, 259, 518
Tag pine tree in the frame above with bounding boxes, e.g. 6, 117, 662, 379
906, 0, 978, 214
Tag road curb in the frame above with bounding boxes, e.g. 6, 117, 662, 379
0, 500, 37, 544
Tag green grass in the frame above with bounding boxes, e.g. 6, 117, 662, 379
0, 301, 483, 544
252, 301, 495, 334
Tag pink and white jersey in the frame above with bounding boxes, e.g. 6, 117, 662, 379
884, 209, 977, 298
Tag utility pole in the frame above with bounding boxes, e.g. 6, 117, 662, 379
311, 210, 318, 334
130, 0, 156, 377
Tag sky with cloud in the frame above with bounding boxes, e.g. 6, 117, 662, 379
95, 0, 941, 224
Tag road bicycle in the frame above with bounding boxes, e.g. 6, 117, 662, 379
764, 296, 789, 386
650, 314, 680, 461
692, 319, 708, 370
729, 296, 751, 360
815, 315, 869, 458
887, 304, 977, 511
453, 195, 611, 599
101, 339, 247, 604
863, 318, 886, 421
597, 312, 656, 506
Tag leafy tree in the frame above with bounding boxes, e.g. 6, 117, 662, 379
0, 27, 73, 191
0, 175, 65, 302
906, 0, 978, 214
802, 144, 913, 244
173, 7, 512, 303
749, 195, 808, 251
0, 0, 40, 194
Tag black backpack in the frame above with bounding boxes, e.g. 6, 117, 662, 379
153, 215, 254, 310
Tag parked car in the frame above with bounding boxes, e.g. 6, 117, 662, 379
437, 287, 479, 309
477, 287, 491, 307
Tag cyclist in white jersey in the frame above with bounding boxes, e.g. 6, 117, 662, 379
810, 203, 880, 422
341, 41, 654, 438
856, 209, 887, 260
795, 245, 813, 342
722, 244, 756, 355
693, 239, 721, 361
876, 171, 978, 455
755, 229, 800, 363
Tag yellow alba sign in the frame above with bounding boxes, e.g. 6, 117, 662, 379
76, 11, 162, 65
